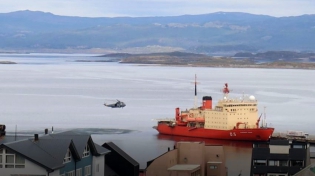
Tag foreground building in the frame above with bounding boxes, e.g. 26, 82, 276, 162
0, 131, 110, 176
145, 141, 227, 176
103, 142, 139, 176
251, 139, 311, 176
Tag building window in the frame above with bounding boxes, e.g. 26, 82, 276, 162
268, 160, 279, 166
209, 165, 217, 169
85, 165, 91, 176
292, 144, 303, 149
5, 150, 14, 168
253, 160, 267, 166
67, 171, 75, 176
83, 144, 90, 158
1, 149, 25, 168
279, 160, 288, 166
63, 149, 71, 163
291, 160, 304, 167
76, 168, 82, 176
15, 154, 25, 168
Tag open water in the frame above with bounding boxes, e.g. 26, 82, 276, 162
1, 53, 315, 175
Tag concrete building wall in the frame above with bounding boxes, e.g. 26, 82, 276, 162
146, 142, 227, 176
146, 150, 178, 176
205, 146, 225, 176
204, 146, 225, 162
176, 142, 205, 176
93, 155, 105, 176
169, 171, 191, 176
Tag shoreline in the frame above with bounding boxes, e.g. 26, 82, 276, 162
0, 61, 17, 64
119, 61, 315, 70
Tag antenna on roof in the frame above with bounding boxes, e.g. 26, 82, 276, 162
15, 125, 17, 141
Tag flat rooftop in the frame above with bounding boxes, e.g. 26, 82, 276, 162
167, 164, 200, 171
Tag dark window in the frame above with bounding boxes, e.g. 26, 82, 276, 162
291, 160, 304, 167
254, 160, 266, 166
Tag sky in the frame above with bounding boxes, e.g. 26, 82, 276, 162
0, 0, 314, 17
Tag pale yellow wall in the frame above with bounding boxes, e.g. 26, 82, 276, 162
204, 111, 228, 130
202, 101, 259, 130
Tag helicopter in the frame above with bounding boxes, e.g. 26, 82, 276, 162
104, 100, 126, 108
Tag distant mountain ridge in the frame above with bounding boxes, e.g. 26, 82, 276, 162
1, 10, 315, 54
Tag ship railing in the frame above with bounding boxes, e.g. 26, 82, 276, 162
219, 99, 257, 103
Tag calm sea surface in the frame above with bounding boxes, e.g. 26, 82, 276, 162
1, 53, 315, 175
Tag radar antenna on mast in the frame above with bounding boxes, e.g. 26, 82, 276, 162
223, 83, 230, 98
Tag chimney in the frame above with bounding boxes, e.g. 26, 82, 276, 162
34, 134, 39, 141
202, 96, 212, 109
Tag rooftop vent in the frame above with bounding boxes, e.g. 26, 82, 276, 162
34, 134, 39, 141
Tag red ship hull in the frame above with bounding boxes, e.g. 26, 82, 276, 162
156, 123, 274, 141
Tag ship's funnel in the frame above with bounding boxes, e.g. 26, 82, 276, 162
202, 96, 212, 109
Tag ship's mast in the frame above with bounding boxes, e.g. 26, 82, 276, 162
193, 74, 199, 108
263, 106, 266, 127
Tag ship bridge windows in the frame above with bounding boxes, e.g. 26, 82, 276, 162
215, 106, 223, 111
224, 104, 256, 107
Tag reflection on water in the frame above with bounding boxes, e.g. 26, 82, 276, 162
157, 133, 253, 148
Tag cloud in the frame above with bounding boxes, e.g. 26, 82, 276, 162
0, 0, 314, 17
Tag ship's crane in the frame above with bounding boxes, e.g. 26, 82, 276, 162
256, 114, 262, 128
